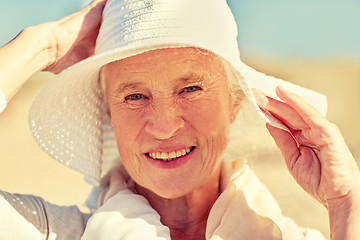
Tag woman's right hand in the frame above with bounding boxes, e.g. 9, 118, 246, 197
0, 0, 107, 105
43, 0, 107, 74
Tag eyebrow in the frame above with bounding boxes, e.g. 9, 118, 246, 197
114, 73, 206, 93
178, 73, 205, 83
115, 82, 145, 93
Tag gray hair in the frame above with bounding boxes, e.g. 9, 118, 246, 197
221, 58, 244, 105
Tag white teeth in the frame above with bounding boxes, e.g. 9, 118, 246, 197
181, 149, 186, 156
160, 152, 168, 159
176, 150, 182, 157
148, 147, 193, 161
169, 151, 176, 159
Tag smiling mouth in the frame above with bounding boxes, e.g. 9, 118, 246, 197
145, 146, 195, 161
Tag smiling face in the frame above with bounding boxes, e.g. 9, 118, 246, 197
103, 47, 240, 199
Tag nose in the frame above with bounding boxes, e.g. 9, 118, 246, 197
144, 101, 185, 140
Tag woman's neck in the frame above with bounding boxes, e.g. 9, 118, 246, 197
136, 168, 221, 240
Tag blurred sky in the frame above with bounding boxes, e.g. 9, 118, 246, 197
0, 0, 360, 59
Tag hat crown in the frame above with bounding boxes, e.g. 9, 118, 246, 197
96, 0, 240, 64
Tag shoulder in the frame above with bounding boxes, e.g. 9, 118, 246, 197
0, 190, 90, 240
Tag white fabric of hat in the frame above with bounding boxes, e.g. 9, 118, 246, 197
29, 0, 327, 184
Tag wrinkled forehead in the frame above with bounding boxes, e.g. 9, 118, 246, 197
102, 47, 226, 79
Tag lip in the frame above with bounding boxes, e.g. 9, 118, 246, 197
144, 146, 196, 169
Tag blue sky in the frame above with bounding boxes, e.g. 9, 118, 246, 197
1, 0, 360, 58
228, 0, 360, 58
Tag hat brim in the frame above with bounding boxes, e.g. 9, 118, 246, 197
29, 43, 327, 184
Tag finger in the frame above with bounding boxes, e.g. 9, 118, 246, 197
89, 0, 107, 7
253, 88, 308, 131
88, 0, 107, 11
81, 0, 107, 24
275, 86, 328, 129
266, 123, 301, 171
57, 0, 106, 25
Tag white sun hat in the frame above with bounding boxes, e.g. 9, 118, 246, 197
29, 0, 327, 184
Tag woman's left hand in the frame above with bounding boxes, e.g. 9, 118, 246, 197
253, 86, 360, 208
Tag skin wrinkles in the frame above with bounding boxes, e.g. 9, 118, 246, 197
4, 0, 360, 238
114, 72, 209, 101
104, 47, 239, 200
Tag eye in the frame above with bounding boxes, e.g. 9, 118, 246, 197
184, 86, 202, 93
125, 94, 145, 101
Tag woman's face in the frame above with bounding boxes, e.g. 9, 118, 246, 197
104, 47, 240, 199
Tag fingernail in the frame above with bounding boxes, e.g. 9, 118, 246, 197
276, 86, 290, 96
252, 88, 268, 107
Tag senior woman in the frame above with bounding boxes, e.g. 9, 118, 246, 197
0, 0, 360, 239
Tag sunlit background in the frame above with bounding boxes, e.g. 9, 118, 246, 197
2, 0, 360, 57
1, 1, 360, 238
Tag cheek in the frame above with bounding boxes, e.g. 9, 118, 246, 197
108, 101, 147, 165
109, 107, 146, 181
183, 96, 231, 137
182, 97, 231, 167
110, 104, 146, 142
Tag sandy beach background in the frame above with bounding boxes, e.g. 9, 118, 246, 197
1, 55, 359, 238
